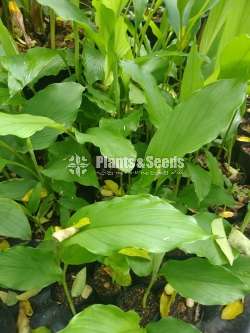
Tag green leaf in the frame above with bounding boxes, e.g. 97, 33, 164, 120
219, 34, 250, 81
206, 150, 224, 187
186, 162, 211, 201
163, 0, 180, 35
147, 80, 246, 158
71, 267, 87, 298
180, 212, 228, 265
0, 198, 31, 240
147, 317, 201, 333
227, 256, 250, 291
59, 304, 145, 333
160, 258, 246, 305
60, 244, 98, 265
180, 43, 204, 101
0, 246, 62, 290
0, 179, 36, 200
0, 112, 64, 138
104, 253, 132, 286
211, 218, 234, 265
99, 110, 142, 137
122, 61, 172, 127
42, 138, 99, 188
1, 48, 68, 95
23, 82, 84, 150
75, 127, 137, 173
64, 194, 207, 256
0, 18, 18, 56
133, 0, 148, 26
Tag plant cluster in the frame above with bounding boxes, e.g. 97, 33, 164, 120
0, 0, 250, 332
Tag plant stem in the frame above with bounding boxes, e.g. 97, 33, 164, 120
143, 253, 165, 307
73, 22, 80, 82
241, 204, 250, 233
62, 265, 76, 316
26, 138, 43, 182
50, 8, 56, 49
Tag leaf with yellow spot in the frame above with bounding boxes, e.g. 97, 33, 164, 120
73, 217, 91, 229
0, 239, 10, 252
221, 300, 244, 320
119, 247, 151, 260
22, 188, 48, 203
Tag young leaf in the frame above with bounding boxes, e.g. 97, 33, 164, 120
0, 246, 62, 290
206, 150, 224, 188
211, 218, 234, 266
133, 0, 148, 26
160, 258, 246, 305
186, 162, 211, 201
64, 194, 207, 256
0, 112, 64, 138
180, 43, 204, 101
59, 304, 145, 333
147, 317, 201, 333
71, 268, 87, 298
0, 198, 31, 240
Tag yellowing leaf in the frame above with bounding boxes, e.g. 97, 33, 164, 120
119, 247, 151, 260
212, 218, 234, 266
73, 217, 91, 229
104, 180, 119, 194
53, 227, 78, 242
164, 284, 175, 296
22, 300, 33, 316
8, 1, 19, 13
219, 211, 234, 218
221, 300, 244, 320
22, 188, 48, 203
17, 301, 31, 333
237, 136, 250, 143
0, 239, 10, 251
160, 292, 171, 318
100, 188, 114, 197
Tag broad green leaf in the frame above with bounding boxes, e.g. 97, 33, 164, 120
186, 162, 211, 201
211, 218, 234, 265
23, 82, 84, 149
0, 18, 18, 56
75, 127, 137, 173
1, 48, 68, 95
147, 317, 201, 333
83, 42, 105, 85
219, 35, 250, 81
147, 80, 246, 158
60, 244, 98, 265
0, 179, 36, 200
0, 112, 64, 138
161, 258, 246, 305
42, 138, 99, 188
59, 304, 145, 333
122, 61, 172, 127
0, 246, 62, 290
180, 43, 204, 101
64, 194, 207, 256
0, 198, 31, 240
227, 256, 250, 291
181, 212, 228, 266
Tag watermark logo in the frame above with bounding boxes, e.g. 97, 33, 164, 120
67, 154, 89, 177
